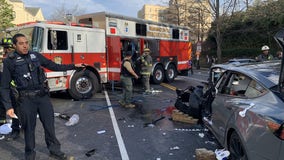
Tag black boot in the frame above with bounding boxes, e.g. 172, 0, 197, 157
6, 130, 20, 141
50, 151, 67, 160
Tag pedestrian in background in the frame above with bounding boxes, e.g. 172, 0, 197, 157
206, 54, 210, 67
276, 51, 283, 60
256, 45, 274, 61
119, 51, 139, 108
188, 59, 194, 75
0, 33, 85, 160
140, 48, 152, 94
0, 38, 21, 141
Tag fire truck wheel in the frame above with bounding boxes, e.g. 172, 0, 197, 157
68, 70, 99, 99
165, 64, 177, 83
152, 65, 164, 84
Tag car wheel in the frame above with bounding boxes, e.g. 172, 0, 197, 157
165, 64, 176, 83
152, 65, 164, 84
229, 131, 248, 160
68, 70, 99, 100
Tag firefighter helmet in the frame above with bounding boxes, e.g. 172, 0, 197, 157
143, 48, 151, 53
261, 45, 270, 51
1, 38, 13, 48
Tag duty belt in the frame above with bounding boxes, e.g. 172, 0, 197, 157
19, 90, 47, 97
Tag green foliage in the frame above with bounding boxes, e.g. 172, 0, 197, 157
0, 0, 14, 31
205, 0, 284, 60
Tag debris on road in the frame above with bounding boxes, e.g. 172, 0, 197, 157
85, 148, 96, 157
0, 123, 12, 134
215, 149, 230, 160
143, 116, 165, 128
195, 148, 216, 160
170, 146, 180, 150
171, 109, 198, 124
97, 130, 106, 134
65, 114, 80, 126
198, 133, 205, 138
54, 113, 70, 121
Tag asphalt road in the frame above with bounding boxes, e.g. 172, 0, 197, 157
0, 69, 219, 160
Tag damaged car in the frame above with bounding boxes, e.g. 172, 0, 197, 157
201, 29, 284, 160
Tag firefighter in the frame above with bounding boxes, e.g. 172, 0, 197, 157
0, 37, 21, 141
140, 48, 152, 93
119, 51, 139, 108
256, 45, 274, 61
0, 33, 85, 160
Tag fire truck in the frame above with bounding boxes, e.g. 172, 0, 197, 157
3, 12, 192, 99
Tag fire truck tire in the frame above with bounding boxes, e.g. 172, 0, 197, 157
165, 64, 177, 83
68, 70, 99, 100
152, 65, 164, 84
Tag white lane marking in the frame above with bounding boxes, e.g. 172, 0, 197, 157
104, 90, 129, 160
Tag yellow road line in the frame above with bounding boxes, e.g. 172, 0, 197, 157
160, 83, 176, 91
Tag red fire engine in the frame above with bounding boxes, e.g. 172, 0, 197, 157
4, 12, 192, 99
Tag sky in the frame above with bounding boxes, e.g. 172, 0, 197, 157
22, 0, 169, 19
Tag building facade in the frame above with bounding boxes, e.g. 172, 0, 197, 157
138, 1, 212, 42
7, 0, 45, 25
138, 4, 168, 22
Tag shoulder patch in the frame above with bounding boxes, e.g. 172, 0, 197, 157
30, 53, 36, 59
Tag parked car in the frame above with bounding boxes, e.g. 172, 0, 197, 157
201, 29, 284, 160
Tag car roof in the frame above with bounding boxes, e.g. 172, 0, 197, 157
228, 58, 256, 63
212, 60, 281, 88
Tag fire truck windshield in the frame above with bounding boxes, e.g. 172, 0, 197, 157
10, 26, 44, 52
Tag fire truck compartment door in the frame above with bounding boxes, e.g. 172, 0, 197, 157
73, 32, 87, 57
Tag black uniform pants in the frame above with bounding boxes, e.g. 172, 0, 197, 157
18, 94, 62, 160
0, 101, 6, 123
11, 90, 20, 131
0, 73, 4, 123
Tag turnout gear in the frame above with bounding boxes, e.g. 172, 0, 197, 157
140, 48, 152, 92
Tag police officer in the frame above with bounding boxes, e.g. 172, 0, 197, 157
119, 51, 139, 108
0, 37, 21, 141
0, 33, 85, 160
256, 45, 274, 61
140, 48, 152, 93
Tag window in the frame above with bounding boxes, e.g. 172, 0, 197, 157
219, 73, 251, 96
48, 30, 68, 50
172, 29, 179, 39
136, 23, 147, 36
245, 80, 267, 98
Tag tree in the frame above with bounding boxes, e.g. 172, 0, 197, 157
164, 0, 188, 25
48, 4, 85, 22
0, 0, 14, 31
206, 0, 241, 63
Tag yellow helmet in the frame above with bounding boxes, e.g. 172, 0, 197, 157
143, 48, 151, 53
1, 38, 13, 48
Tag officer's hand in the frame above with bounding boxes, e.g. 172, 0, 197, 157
75, 63, 86, 71
6, 108, 17, 119
134, 75, 139, 79
75, 63, 86, 68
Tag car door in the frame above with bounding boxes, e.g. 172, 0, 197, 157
211, 72, 251, 142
